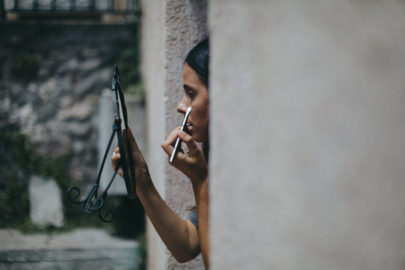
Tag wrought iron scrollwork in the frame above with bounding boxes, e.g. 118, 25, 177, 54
67, 64, 136, 223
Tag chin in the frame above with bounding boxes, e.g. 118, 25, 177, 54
191, 126, 208, 143
192, 133, 204, 143
193, 133, 208, 143
193, 136, 203, 143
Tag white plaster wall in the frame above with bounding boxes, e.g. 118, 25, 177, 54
164, 1, 207, 269
141, 0, 207, 269
209, 1, 405, 269
141, 0, 167, 269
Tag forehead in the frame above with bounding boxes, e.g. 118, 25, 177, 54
183, 63, 206, 89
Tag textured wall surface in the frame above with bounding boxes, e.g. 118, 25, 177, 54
164, 0, 207, 269
0, 24, 132, 186
141, 1, 167, 269
209, 1, 405, 269
141, 0, 207, 269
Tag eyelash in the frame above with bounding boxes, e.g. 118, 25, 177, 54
186, 90, 196, 98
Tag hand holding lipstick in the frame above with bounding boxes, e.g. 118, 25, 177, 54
170, 107, 192, 163
161, 108, 208, 185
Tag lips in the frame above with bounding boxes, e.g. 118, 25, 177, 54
184, 122, 193, 134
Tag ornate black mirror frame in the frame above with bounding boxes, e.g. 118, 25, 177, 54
67, 64, 136, 223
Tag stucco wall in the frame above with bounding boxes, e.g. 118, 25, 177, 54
210, 1, 405, 269
141, 1, 167, 269
141, 0, 207, 269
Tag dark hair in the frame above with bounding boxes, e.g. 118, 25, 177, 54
185, 38, 209, 86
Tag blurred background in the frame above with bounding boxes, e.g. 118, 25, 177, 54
0, 1, 146, 269
2, 1, 405, 270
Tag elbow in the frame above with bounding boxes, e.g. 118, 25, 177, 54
173, 249, 200, 263
175, 256, 192, 263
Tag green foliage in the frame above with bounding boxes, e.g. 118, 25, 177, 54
125, 83, 146, 100
113, 24, 145, 100
0, 124, 37, 229
117, 49, 140, 85
11, 53, 41, 81
0, 124, 69, 231
1, 23, 146, 266
0, 123, 103, 232
106, 196, 145, 239
116, 49, 145, 100
0, 123, 145, 239
0, 179, 30, 228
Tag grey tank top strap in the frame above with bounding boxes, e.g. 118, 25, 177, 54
188, 209, 198, 228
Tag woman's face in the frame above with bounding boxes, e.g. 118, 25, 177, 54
177, 63, 209, 143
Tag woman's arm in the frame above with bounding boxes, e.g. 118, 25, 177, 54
193, 177, 210, 268
112, 128, 200, 262
137, 173, 201, 262
163, 130, 210, 268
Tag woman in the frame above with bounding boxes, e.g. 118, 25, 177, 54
111, 38, 210, 268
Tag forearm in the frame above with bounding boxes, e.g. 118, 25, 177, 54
112, 129, 199, 262
193, 178, 210, 269
137, 173, 200, 262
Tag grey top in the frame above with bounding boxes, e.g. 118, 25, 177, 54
188, 209, 198, 228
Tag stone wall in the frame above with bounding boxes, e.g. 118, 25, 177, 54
0, 23, 146, 236
0, 23, 137, 187
209, 1, 405, 269
141, 0, 207, 269
140, 1, 167, 269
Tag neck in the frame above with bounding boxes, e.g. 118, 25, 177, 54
203, 139, 209, 162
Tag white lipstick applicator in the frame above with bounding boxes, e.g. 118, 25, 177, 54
170, 107, 192, 164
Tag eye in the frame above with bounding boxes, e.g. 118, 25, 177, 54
186, 89, 196, 99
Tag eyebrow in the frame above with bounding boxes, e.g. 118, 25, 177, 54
183, 84, 195, 91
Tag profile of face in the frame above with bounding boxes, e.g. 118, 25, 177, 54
177, 63, 209, 143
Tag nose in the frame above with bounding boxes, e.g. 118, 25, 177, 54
177, 96, 188, 114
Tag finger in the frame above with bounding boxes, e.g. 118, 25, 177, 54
111, 150, 124, 178
161, 127, 181, 156
111, 152, 121, 170
177, 131, 199, 155
165, 127, 182, 145
173, 150, 187, 164
161, 141, 174, 156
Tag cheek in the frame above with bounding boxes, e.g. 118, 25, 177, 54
202, 108, 209, 127
194, 103, 208, 123
196, 108, 209, 134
